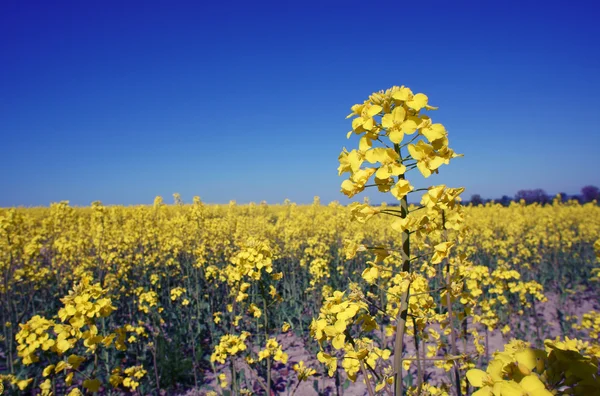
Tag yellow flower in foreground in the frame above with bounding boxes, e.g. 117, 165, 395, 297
317, 351, 337, 376
390, 179, 414, 200
407, 141, 445, 178
381, 106, 407, 144
431, 242, 455, 264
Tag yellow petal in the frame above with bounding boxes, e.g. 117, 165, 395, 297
417, 161, 432, 178
515, 349, 545, 371
361, 266, 379, 284
392, 87, 412, 102
381, 113, 394, 129
520, 375, 551, 394
348, 150, 363, 173
375, 166, 391, 180
401, 118, 419, 135
390, 180, 413, 200
495, 380, 523, 396
332, 333, 346, 349
429, 155, 446, 171
358, 136, 372, 151
392, 106, 406, 122
352, 117, 364, 131
389, 129, 404, 144
422, 124, 446, 142
487, 359, 505, 382
466, 369, 488, 387
407, 144, 422, 160
472, 388, 493, 396
17, 379, 33, 391
367, 105, 382, 117
43, 364, 56, 377
65, 371, 74, 386
334, 319, 347, 333
407, 93, 428, 111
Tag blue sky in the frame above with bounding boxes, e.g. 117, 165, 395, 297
1, 0, 599, 206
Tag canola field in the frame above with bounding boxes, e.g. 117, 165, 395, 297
1, 85, 600, 395
1, 200, 599, 395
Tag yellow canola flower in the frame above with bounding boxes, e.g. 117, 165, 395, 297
293, 360, 316, 381
407, 141, 446, 178
390, 179, 414, 200
317, 351, 337, 377
341, 168, 376, 198
248, 303, 262, 318
431, 242, 455, 264
349, 102, 383, 133
170, 287, 186, 301
381, 106, 407, 143
348, 203, 380, 223
122, 366, 147, 390
421, 123, 447, 144
361, 263, 379, 284
218, 373, 228, 388
211, 332, 250, 364
258, 338, 288, 364
16, 378, 33, 390
365, 147, 405, 179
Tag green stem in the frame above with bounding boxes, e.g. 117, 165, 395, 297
230, 359, 237, 395
393, 144, 411, 396
399, 134, 420, 149
152, 338, 160, 391
412, 317, 423, 394
360, 359, 376, 396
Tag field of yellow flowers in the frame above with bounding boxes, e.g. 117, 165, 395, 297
1, 198, 598, 395
1, 86, 599, 395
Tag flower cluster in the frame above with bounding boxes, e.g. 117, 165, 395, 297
258, 338, 288, 364
293, 360, 316, 381
12, 276, 140, 394
210, 332, 250, 364
467, 338, 600, 396
109, 365, 147, 391
323, 85, 467, 393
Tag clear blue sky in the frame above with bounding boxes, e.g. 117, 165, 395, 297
1, 0, 599, 206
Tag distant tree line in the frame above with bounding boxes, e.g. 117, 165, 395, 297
467, 185, 600, 206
